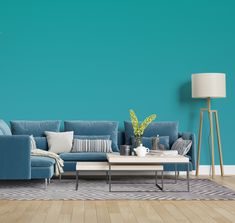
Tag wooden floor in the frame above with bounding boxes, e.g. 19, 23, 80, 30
1, 176, 235, 223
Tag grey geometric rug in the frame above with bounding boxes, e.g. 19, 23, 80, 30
1, 177, 235, 200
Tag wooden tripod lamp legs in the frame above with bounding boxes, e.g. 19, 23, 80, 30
196, 109, 224, 178
215, 111, 224, 176
209, 111, 215, 177
196, 111, 203, 176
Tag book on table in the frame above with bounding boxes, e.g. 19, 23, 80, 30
148, 150, 178, 156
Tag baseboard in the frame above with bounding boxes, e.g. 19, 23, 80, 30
196, 165, 235, 175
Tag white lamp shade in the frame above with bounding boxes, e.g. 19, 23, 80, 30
191, 73, 226, 98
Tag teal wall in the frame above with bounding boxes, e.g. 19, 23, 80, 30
0, 1, 234, 164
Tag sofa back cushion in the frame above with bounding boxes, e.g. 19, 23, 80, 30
118, 131, 125, 147
124, 121, 179, 147
64, 121, 119, 152
10, 120, 61, 137
74, 135, 110, 140
0, 120, 12, 135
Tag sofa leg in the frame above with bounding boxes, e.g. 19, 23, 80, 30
45, 178, 48, 189
48, 178, 51, 184
106, 171, 108, 184
59, 174, 62, 181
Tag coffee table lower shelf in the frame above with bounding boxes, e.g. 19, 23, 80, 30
107, 164, 164, 192
75, 162, 191, 192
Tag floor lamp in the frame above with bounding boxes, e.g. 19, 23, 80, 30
192, 73, 226, 178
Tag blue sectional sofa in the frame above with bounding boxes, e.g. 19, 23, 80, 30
0, 119, 196, 186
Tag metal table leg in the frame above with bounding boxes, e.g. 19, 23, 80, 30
109, 163, 111, 192
175, 163, 178, 183
161, 162, 189, 192
187, 163, 190, 192
155, 171, 157, 185
106, 171, 108, 184
155, 170, 164, 191
75, 170, 79, 190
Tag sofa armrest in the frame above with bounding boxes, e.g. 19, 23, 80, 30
179, 132, 196, 170
0, 135, 31, 179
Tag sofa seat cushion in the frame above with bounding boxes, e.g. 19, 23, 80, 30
60, 152, 107, 161
31, 156, 55, 167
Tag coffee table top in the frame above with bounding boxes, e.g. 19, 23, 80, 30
106, 153, 189, 164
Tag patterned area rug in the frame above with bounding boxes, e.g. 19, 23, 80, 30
1, 177, 235, 200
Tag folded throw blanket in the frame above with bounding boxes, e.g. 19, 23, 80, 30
31, 149, 64, 176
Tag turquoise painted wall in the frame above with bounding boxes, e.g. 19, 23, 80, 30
0, 1, 234, 165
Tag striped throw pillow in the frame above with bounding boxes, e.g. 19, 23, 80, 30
171, 137, 192, 155
72, 139, 112, 153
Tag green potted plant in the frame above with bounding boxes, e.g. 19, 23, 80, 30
129, 109, 157, 147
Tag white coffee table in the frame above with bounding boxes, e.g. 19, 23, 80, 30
75, 161, 163, 191
106, 153, 190, 192
75, 162, 109, 190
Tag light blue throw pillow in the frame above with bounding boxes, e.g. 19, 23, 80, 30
34, 137, 48, 150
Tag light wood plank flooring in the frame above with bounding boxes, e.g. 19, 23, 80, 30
1, 176, 235, 223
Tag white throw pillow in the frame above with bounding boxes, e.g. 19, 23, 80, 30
45, 131, 74, 154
